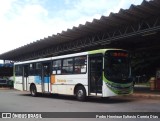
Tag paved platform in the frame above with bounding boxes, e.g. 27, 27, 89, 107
130, 85, 160, 99
0, 87, 13, 90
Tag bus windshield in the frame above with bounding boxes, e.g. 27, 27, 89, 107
104, 50, 131, 83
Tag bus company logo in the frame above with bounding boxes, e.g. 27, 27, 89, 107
57, 79, 66, 83
2, 113, 11, 118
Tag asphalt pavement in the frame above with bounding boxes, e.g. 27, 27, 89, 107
0, 88, 160, 121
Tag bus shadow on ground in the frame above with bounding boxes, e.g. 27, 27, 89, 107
19, 93, 135, 104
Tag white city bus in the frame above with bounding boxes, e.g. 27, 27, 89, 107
14, 49, 133, 101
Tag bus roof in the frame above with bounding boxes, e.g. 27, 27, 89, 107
14, 51, 88, 65
14, 48, 125, 65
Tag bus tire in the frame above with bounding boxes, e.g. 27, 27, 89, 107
30, 85, 37, 97
76, 86, 86, 101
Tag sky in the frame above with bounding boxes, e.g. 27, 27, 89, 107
0, 0, 149, 57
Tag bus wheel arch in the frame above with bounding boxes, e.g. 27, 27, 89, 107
74, 84, 86, 101
30, 83, 37, 97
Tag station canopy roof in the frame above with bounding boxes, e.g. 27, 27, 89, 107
0, 0, 160, 61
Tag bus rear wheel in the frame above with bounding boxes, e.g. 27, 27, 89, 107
76, 86, 86, 101
30, 85, 37, 97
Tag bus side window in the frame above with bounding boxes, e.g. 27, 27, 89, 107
35, 63, 41, 76
15, 65, 22, 76
52, 60, 61, 74
62, 58, 73, 74
74, 56, 87, 74
29, 63, 35, 76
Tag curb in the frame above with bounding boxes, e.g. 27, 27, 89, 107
0, 87, 12, 90
128, 93, 160, 99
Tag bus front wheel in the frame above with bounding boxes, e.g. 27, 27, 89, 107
30, 85, 37, 97
76, 86, 86, 101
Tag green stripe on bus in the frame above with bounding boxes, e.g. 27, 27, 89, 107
88, 49, 107, 54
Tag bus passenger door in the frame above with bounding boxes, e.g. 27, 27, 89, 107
89, 54, 103, 94
42, 63, 51, 93
23, 65, 29, 91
